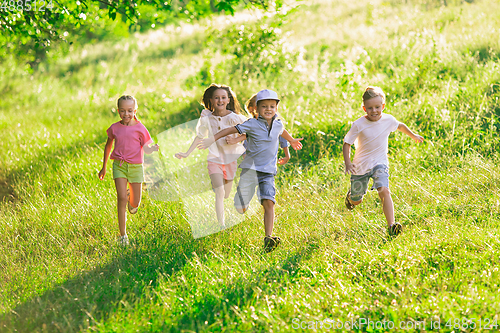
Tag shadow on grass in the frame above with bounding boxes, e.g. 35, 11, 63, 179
0, 217, 206, 332
163, 242, 321, 331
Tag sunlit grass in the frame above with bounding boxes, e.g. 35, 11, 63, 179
1, 0, 500, 331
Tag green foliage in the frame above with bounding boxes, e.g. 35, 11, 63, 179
2, 0, 500, 331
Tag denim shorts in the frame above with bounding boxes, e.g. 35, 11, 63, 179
113, 160, 144, 183
234, 169, 276, 210
350, 164, 389, 202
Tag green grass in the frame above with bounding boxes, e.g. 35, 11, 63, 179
1, 0, 500, 331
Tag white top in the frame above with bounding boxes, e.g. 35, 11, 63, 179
344, 113, 400, 175
196, 109, 247, 164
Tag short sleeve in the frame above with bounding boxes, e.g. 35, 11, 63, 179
196, 116, 210, 138
279, 135, 289, 148
388, 114, 399, 132
106, 126, 114, 139
200, 109, 211, 117
235, 119, 254, 135
344, 123, 359, 145
140, 125, 153, 147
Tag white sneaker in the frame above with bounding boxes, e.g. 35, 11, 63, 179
117, 234, 129, 246
127, 188, 139, 214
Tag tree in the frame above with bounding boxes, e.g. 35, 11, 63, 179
0, 0, 269, 68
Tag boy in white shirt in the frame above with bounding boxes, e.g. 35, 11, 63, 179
343, 86, 424, 235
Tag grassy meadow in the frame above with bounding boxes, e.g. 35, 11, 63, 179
1, 0, 500, 331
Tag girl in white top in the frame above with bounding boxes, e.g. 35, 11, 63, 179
175, 84, 247, 227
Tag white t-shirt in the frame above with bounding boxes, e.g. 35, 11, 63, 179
196, 109, 247, 164
344, 113, 400, 175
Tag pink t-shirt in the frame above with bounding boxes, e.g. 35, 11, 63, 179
107, 121, 153, 164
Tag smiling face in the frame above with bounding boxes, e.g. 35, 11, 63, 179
257, 99, 278, 121
118, 99, 137, 125
210, 89, 229, 113
363, 96, 385, 122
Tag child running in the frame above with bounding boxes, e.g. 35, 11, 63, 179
343, 86, 424, 235
226, 93, 291, 165
199, 89, 303, 252
99, 95, 159, 246
175, 84, 247, 227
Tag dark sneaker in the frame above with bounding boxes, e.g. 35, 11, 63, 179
345, 190, 354, 210
388, 223, 403, 236
264, 236, 281, 253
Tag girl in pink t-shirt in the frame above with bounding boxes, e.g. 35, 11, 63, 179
175, 84, 247, 228
99, 95, 159, 245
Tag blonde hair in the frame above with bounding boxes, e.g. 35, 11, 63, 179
117, 95, 139, 121
362, 86, 386, 105
201, 84, 241, 114
245, 94, 258, 118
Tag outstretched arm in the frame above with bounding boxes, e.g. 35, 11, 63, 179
343, 142, 356, 175
144, 142, 160, 154
99, 137, 114, 180
175, 136, 203, 159
198, 127, 239, 149
281, 129, 304, 150
397, 123, 424, 143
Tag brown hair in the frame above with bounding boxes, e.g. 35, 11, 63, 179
201, 84, 241, 114
245, 93, 258, 118
117, 95, 139, 121
362, 86, 386, 104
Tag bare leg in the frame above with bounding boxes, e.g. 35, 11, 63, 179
377, 186, 395, 226
210, 174, 225, 226
114, 178, 128, 236
128, 182, 142, 208
262, 199, 275, 236
223, 179, 233, 199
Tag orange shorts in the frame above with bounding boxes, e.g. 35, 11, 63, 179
207, 161, 238, 180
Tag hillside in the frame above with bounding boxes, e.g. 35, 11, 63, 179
1, 0, 500, 331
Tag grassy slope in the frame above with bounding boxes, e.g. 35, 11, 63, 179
1, 0, 500, 331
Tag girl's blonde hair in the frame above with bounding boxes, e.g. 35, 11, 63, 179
362, 86, 386, 104
202, 84, 241, 114
245, 93, 258, 118
117, 95, 139, 121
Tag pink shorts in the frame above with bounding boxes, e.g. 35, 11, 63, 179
207, 161, 238, 180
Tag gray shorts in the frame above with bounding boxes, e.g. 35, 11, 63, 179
234, 169, 276, 210
350, 164, 389, 202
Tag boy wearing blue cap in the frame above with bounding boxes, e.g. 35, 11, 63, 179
199, 89, 303, 252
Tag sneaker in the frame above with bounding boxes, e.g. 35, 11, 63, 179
388, 223, 403, 236
264, 236, 281, 253
345, 190, 354, 210
127, 188, 138, 214
117, 234, 129, 246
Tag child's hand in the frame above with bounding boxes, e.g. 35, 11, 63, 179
290, 138, 304, 151
413, 135, 424, 143
198, 137, 214, 150
278, 156, 289, 165
345, 163, 356, 175
225, 136, 238, 145
98, 168, 106, 180
175, 152, 189, 159
151, 143, 160, 151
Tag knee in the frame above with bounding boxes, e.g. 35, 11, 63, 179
118, 193, 128, 203
377, 186, 390, 198
213, 186, 225, 197
261, 199, 274, 209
